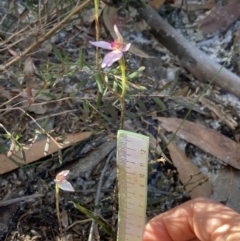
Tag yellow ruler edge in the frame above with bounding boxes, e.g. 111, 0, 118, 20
117, 130, 149, 241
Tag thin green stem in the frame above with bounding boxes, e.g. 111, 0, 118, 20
94, 0, 100, 67
119, 57, 127, 129
94, 0, 103, 107
55, 185, 63, 240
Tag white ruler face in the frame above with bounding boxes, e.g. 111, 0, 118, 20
117, 130, 149, 241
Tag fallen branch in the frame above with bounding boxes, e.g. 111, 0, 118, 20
134, 3, 240, 99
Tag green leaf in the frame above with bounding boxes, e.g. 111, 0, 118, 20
15, 133, 21, 140
14, 143, 20, 152
71, 201, 112, 236
71, 92, 77, 99
40, 116, 50, 128
42, 92, 57, 99
76, 79, 88, 89
99, 112, 111, 122
125, 110, 137, 119
52, 45, 63, 61
10, 76, 23, 90
159, 81, 174, 92
82, 101, 89, 120
153, 97, 166, 110
172, 86, 189, 97
127, 66, 145, 79
136, 99, 147, 111
94, 73, 103, 94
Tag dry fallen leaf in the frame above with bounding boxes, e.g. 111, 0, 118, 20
8, 48, 19, 57
0, 88, 12, 100
22, 89, 52, 114
0, 132, 92, 174
199, 0, 240, 35
210, 167, 240, 212
162, 134, 212, 199
155, 117, 240, 169
61, 209, 69, 228
67, 141, 116, 180
149, 0, 165, 9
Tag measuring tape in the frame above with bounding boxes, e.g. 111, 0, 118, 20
117, 130, 149, 241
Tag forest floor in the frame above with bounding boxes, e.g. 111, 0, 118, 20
0, 0, 240, 240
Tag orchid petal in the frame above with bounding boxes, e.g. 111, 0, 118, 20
114, 25, 123, 43
58, 180, 75, 192
89, 41, 112, 50
101, 50, 123, 68
59, 170, 69, 177
122, 43, 131, 52
54, 170, 70, 183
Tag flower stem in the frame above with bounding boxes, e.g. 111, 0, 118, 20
119, 57, 126, 129
55, 185, 63, 240
94, 0, 100, 67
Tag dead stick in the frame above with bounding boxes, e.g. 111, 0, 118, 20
0, 193, 44, 206
135, 4, 240, 99
0, 0, 92, 72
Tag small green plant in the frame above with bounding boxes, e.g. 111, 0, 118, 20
54, 170, 112, 239
89, 24, 131, 129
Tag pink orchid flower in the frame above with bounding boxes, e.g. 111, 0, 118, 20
54, 170, 75, 192
89, 25, 131, 68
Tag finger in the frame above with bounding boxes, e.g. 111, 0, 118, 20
143, 198, 240, 241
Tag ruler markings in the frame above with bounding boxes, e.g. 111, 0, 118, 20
117, 130, 149, 241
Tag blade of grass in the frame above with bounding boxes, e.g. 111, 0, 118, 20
71, 201, 112, 236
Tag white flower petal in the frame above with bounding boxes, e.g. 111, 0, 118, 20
60, 170, 70, 177
101, 50, 123, 68
122, 43, 131, 52
58, 180, 75, 192
114, 25, 123, 43
55, 170, 70, 183
89, 41, 112, 50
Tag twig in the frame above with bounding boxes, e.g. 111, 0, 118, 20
0, 193, 44, 207
64, 219, 92, 231
0, 94, 117, 114
0, 92, 22, 108
0, 0, 92, 72
19, 108, 62, 149
87, 148, 116, 241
